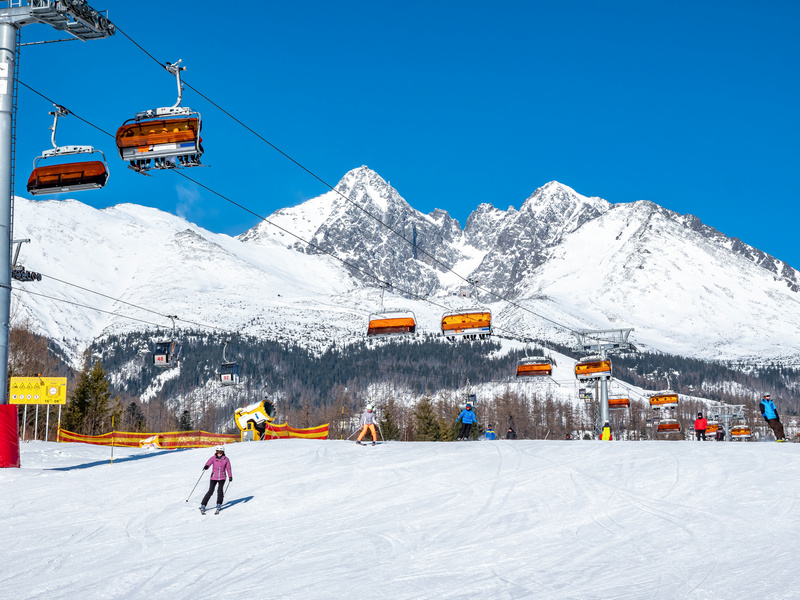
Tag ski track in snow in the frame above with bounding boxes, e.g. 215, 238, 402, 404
3, 440, 800, 599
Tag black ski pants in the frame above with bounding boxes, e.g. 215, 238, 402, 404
202, 479, 225, 506
458, 422, 472, 440
766, 418, 785, 440
695, 430, 706, 441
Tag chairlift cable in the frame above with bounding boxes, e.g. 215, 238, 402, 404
36, 271, 235, 334
12, 286, 163, 328
111, 27, 583, 338
18, 80, 115, 139
18, 72, 580, 341
172, 170, 453, 313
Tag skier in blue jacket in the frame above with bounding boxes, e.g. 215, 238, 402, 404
456, 403, 477, 440
759, 394, 786, 441
485, 424, 497, 440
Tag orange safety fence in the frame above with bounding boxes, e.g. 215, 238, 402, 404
57, 422, 330, 447
260, 422, 330, 440
57, 428, 238, 449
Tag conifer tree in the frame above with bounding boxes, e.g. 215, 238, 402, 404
414, 397, 444, 441
179, 409, 194, 431
379, 401, 401, 440
63, 360, 121, 435
122, 402, 147, 432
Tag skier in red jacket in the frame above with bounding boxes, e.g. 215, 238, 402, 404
694, 412, 708, 441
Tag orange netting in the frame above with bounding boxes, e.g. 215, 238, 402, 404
259, 422, 329, 440
57, 422, 330, 447
57, 428, 237, 448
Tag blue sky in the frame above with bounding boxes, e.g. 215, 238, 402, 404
16, 1, 800, 267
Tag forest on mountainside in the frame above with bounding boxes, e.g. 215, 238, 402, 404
10, 324, 800, 441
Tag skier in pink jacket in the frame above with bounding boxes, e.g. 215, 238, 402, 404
200, 445, 232, 514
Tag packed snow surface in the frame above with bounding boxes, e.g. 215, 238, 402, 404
3, 439, 799, 599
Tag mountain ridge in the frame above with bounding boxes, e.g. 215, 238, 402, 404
10, 166, 800, 369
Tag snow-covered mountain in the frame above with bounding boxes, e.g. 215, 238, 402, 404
11, 166, 800, 367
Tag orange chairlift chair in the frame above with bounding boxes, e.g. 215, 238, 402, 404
27, 105, 108, 196
115, 60, 204, 173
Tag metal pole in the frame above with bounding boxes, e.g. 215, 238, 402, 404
45, 405, 49, 442
599, 377, 610, 429
34, 404, 38, 441
21, 403, 26, 441
0, 24, 16, 405
185, 468, 206, 502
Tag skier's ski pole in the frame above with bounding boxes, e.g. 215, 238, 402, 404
186, 469, 206, 502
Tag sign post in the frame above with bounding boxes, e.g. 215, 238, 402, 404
10, 377, 67, 441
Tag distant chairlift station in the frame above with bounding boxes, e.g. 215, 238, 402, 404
27, 105, 109, 195
115, 60, 203, 174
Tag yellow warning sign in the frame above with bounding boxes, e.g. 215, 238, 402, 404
9, 377, 67, 404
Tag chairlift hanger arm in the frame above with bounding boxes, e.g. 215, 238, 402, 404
165, 59, 186, 109
48, 104, 68, 150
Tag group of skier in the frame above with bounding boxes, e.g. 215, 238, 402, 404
195, 393, 790, 513
692, 393, 786, 442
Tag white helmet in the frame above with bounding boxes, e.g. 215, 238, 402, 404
366, 403, 374, 412
215, 445, 224, 452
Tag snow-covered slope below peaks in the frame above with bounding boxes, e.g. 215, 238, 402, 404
12, 197, 362, 365
514, 200, 800, 362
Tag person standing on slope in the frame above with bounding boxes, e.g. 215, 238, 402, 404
200, 445, 232, 515
506, 427, 517, 440
456, 403, 477, 441
759, 394, 786, 442
694, 412, 707, 441
356, 403, 379, 445
485, 424, 497, 440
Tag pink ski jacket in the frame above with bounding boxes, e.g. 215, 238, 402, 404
205, 455, 232, 481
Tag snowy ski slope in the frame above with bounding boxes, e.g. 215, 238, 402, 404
3, 439, 799, 599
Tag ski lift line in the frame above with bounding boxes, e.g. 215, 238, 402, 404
110, 29, 584, 339
18, 80, 115, 139
18, 84, 579, 341
183, 71, 577, 335
114, 25, 165, 71
20, 75, 580, 338
12, 286, 163, 328
38, 271, 173, 319
117, 25, 470, 288
35, 271, 233, 334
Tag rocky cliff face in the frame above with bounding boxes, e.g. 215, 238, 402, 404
245, 167, 798, 303
240, 166, 469, 297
